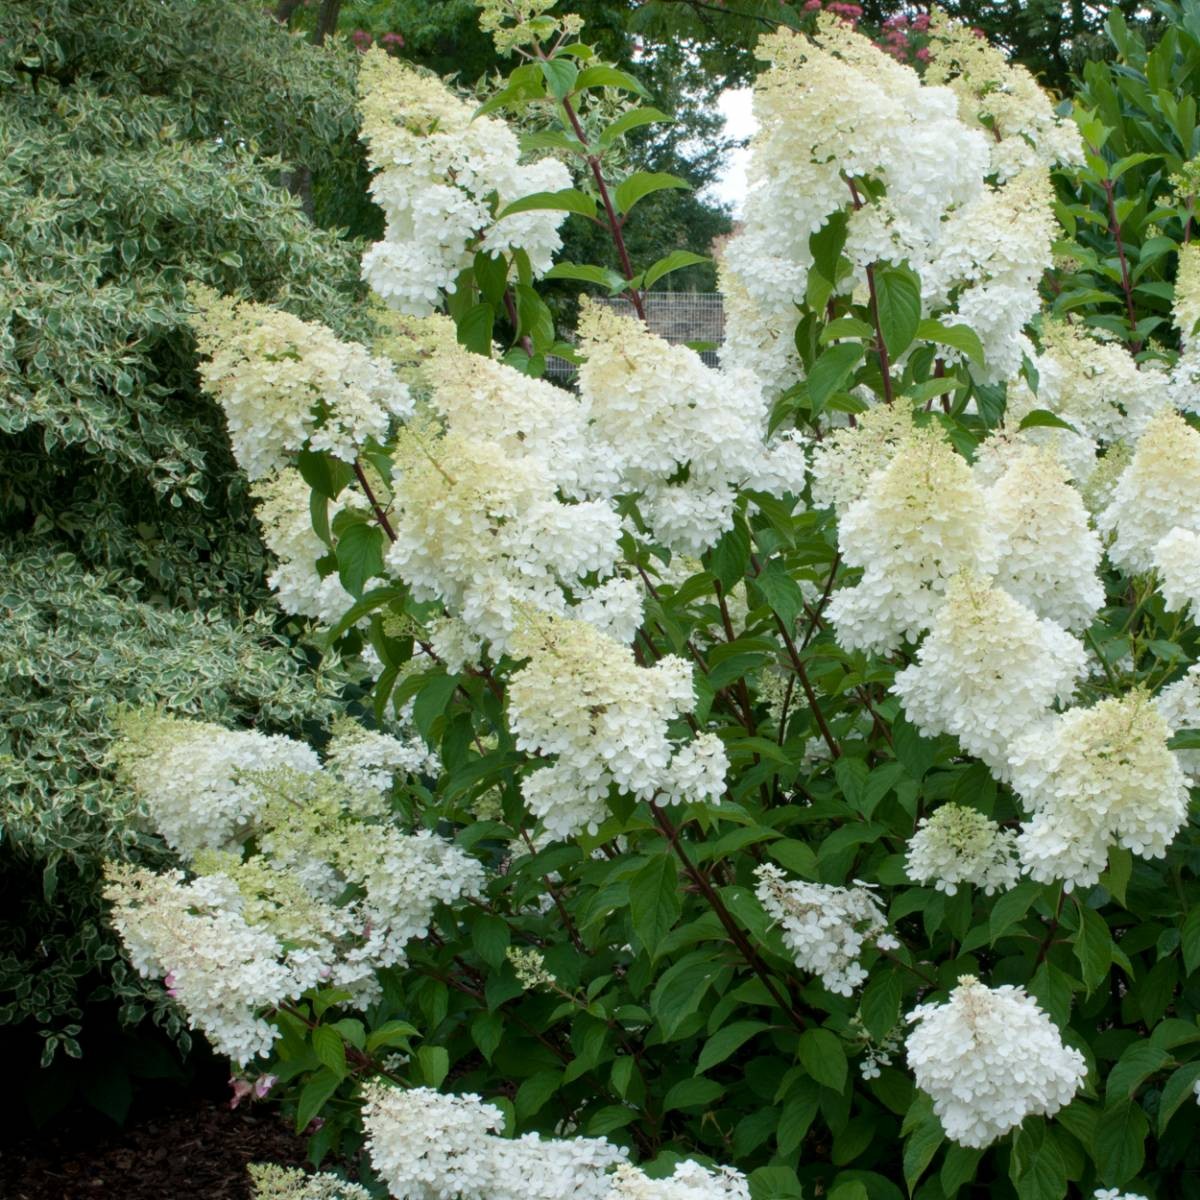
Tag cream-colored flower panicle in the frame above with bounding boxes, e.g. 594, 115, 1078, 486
1009, 692, 1189, 890
190, 288, 412, 480
906, 804, 1021, 896
893, 573, 1086, 778
754, 864, 898, 996
358, 49, 570, 315
575, 301, 806, 555
605, 1162, 751, 1200
827, 427, 997, 654
113, 710, 321, 861
985, 445, 1103, 630
384, 424, 623, 655
1100, 409, 1200, 574
1154, 526, 1200, 619
924, 10, 1084, 180
249, 1164, 371, 1200
1156, 663, 1200, 782
809, 403, 914, 518
906, 975, 1086, 1148
508, 612, 727, 839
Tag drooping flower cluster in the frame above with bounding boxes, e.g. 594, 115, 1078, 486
828, 427, 998, 653
575, 301, 806, 554
605, 1162, 751, 1200
112, 710, 321, 861
892, 573, 1086, 777
190, 288, 412, 479
754, 863, 898, 995
507, 612, 728, 838
1008, 692, 1188, 890
357, 49, 571, 315
363, 1085, 624, 1200
906, 975, 1086, 1148
106, 715, 482, 1061
905, 803, 1021, 896
249, 1164, 371, 1200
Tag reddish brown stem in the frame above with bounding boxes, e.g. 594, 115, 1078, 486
353, 460, 395, 542
846, 179, 895, 405
1099, 171, 1142, 354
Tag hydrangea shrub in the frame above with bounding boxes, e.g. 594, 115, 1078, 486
102, 2, 1200, 1197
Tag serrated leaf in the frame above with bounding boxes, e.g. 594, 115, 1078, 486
295, 1068, 339, 1133
642, 250, 710, 289
1095, 1100, 1148, 1186
808, 342, 865, 415
539, 58, 578, 99
1157, 1061, 1200, 1133
311, 1025, 347, 1078
873, 265, 922, 358
915, 318, 985, 366
416, 1045, 449, 1087
335, 522, 384, 597
1017, 409, 1080, 434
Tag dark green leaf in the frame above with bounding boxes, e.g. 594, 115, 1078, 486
630, 853, 682, 959
614, 172, 690, 216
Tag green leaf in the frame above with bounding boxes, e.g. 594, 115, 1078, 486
860, 970, 902, 1041
989, 881, 1041, 944
629, 853, 682, 959
366, 1019, 418, 1054
1102, 845, 1133, 907
641, 250, 710, 290
941, 1146, 983, 1198
472, 913, 511, 969
1017, 409, 1080, 434
697, 1021, 769, 1073
416, 1045, 450, 1088
873, 265, 922, 358
810, 211, 849, 284
295, 1068, 340, 1133
412, 670, 459, 746
544, 262, 627, 290
798, 1028, 847, 1091
663, 1076, 725, 1111
497, 189, 598, 220
808, 342, 865, 415
1157, 1061, 1200, 1133
473, 252, 508, 306
311, 1025, 347, 1079
776, 1084, 820, 1155
456, 302, 495, 355
749, 1165, 803, 1199
1074, 904, 1113, 994
707, 519, 751, 591
1011, 1124, 1067, 1200
1107, 1041, 1169, 1104
516, 1069, 562, 1118
334, 522, 384, 597
614, 171, 690, 216
574, 64, 649, 97
1181, 905, 1200, 974
752, 559, 805, 626
598, 107, 671, 147
915, 319, 986, 366
902, 1111, 944, 1195
471, 1011, 504, 1062
540, 58, 578, 99
1094, 1100, 1148, 1186
651, 954, 723, 1039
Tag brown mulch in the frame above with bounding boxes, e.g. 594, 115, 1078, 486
0, 1097, 314, 1199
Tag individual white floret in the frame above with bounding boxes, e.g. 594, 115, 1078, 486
892, 573, 1086, 778
754, 863, 897, 996
906, 975, 1086, 1148
906, 804, 1021, 895
1009, 692, 1189, 890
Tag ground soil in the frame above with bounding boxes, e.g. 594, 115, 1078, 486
0, 1096, 314, 1200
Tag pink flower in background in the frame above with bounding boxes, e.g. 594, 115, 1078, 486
254, 1074, 278, 1099
228, 1077, 253, 1109
351, 29, 373, 50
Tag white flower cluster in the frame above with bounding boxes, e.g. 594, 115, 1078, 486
1154, 526, 1200, 619
754, 863, 898, 996
906, 976, 1086, 1148
1156, 663, 1200, 782
1009, 692, 1188, 890
105, 866, 322, 1064
1101, 410, 1200, 578
385, 423, 623, 655
107, 715, 482, 1060
324, 717, 439, 795
827, 427, 998, 653
606, 1162, 751, 1200
984, 445, 1103, 631
362, 1084, 750, 1200
1093, 1192, 1150, 1200
905, 804, 1020, 896
357, 49, 570, 315
249, 1164, 371, 1200
892, 573, 1086, 778
507, 612, 728, 839
190, 288, 412, 480
112, 710, 321, 861
576, 301, 806, 555
808, 403, 914, 518
253, 468, 370, 626
720, 15, 1074, 392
